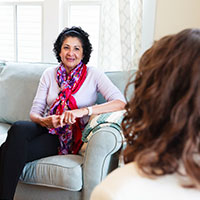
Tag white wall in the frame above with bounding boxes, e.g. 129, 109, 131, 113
141, 0, 156, 54
154, 0, 200, 40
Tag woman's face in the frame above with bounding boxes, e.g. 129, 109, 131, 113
59, 36, 84, 73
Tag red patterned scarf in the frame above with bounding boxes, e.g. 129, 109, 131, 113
49, 62, 87, 155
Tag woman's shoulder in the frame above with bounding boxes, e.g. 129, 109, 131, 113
90, 163, 138, 200
87, 66, 105, 80
87, 66, 103, 74
99, 163, 139, 185
42, 65, 58, 75
91, 163, 200, 200
41, 65, 58, 79
39, 65, 58, 85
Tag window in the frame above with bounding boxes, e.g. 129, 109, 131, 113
65, 0, 101, 67
0, 1, 42, 62
0, 0, 156, 71
0, 5, 15, 61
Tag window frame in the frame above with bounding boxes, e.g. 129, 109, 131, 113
64, 0, 102, 24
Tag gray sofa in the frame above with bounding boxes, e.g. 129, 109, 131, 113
0, 61, 132, 200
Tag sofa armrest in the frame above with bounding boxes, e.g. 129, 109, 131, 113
82, 126, 123, 200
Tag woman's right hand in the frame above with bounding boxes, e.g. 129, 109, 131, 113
30, 113, 61, 129
40, 115, 61, 128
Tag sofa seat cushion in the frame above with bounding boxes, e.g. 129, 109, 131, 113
20, 154, 84, 191
0, 122, 11, 145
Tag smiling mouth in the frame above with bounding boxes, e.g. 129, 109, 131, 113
67, 58, 75, 62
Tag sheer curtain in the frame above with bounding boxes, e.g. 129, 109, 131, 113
98, 0, 143, 71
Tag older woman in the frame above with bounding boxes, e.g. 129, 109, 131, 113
0, 26, 125, 200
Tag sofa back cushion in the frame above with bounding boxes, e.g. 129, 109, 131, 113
97, 70, 135, 104
0, 62, 56, 123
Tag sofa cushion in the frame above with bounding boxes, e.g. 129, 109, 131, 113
82, 110, 125, 143
0, 62, 56, 123
20, 154, 84, 191
79, 110, 125, 156
0, 122, 11, 146
96, 70, 134, 104
0, 61, 5, 73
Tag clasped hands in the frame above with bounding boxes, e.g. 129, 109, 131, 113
41, 108, 86, 129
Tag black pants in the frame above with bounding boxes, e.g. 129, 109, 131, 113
0, 121, 59, 200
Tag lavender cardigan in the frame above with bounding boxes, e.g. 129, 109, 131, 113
30, 66, 125, 118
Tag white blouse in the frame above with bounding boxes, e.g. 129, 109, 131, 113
90, 162, 200, 200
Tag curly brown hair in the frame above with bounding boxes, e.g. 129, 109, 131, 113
122, 28, 200, 187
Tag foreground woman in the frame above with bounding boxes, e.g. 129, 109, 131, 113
90, 28, 200, 200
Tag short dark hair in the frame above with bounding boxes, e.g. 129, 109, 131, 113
53, 26, 92, 64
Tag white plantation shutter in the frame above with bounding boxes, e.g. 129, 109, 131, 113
0, 3, 42, 62
0, 0, 43, 3
68, 3, 101, 67
0, 5, 15, 61
17, 5, 42, 62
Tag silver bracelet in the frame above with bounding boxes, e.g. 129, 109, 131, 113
87, 106, 93, 116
